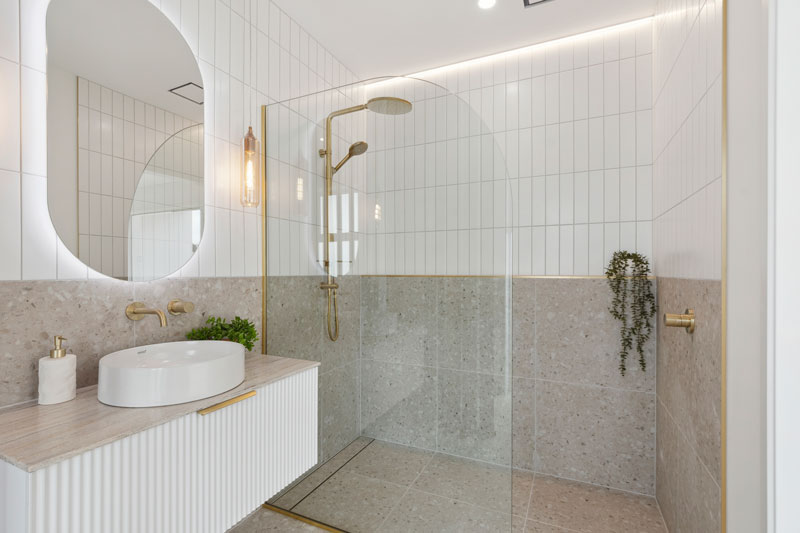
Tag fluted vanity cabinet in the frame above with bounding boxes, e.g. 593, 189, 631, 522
0, 357, 319, 533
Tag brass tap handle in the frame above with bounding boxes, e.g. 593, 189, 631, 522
664, 309, 695, 333
167, 300, 195, 315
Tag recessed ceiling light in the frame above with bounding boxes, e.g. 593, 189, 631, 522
478, 0, 496, 9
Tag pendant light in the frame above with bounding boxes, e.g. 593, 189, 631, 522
240, 5, 260, 208
241, 126, 260, 207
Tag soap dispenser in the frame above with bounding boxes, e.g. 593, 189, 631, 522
38, 335, 77, 405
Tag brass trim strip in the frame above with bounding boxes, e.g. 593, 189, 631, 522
76, 76, 80, 260
721, 0, 729, 529
361, 274, 656, 280
261, 105, 268, 355
261, 503, 347, 532
197, 390, 256, 416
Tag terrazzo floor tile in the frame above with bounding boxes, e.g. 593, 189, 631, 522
411, 453, 515, 513
271, 439, 666, 533
528, 475, 667, 532
228, 507, 322, 532
339, 440, 434, 485
380, 489, 513, 533
524, 520, 577, 532
292, 470, 408, 533
270, 437, 373, 509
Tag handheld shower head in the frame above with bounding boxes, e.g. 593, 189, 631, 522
333, 141, 369, 173
349, 141, 368, 156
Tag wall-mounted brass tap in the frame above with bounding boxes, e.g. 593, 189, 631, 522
125, 302, 167, 327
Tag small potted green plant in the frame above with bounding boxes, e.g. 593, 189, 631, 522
187, 316, 258, 351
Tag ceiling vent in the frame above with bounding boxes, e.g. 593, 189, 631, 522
169, 82, 204, 105
523, 0, 555, 6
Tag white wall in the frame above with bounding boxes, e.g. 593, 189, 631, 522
0, 0, 357, 282
771, 2, 800, 530
727, 0, 769, 529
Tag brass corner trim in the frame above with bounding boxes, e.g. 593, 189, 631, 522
721, 0, 728, 530
261, 104, 268, 356
261, 503, 346, 532
197, 390, 256, 416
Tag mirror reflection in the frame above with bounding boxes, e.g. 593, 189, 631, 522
46, 0, 204, 281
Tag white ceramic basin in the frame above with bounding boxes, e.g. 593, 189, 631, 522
98, 341, 245, 407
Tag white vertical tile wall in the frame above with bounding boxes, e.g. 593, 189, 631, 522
358, 19, 654, 276
652, 0, 723, 280
0, 0, 357, 282
264, 86, 366, 278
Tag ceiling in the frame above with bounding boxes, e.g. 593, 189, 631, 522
273, 0, 655, 79
47, 0, 203, 121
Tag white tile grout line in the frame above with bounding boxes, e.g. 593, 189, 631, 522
521, 469, 534, 529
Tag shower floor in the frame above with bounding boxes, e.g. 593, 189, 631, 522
232, 437, 667, 533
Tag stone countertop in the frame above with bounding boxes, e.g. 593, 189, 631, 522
0, 355, 320, 472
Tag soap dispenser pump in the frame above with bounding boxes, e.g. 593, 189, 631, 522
38, 335, 77, 405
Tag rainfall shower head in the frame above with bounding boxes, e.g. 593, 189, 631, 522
333, 141, 369, 173
366, 97, 413, 115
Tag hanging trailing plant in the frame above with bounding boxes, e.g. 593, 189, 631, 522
605, 251, 656, 376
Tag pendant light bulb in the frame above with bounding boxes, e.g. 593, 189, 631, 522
241, 126, 261, 207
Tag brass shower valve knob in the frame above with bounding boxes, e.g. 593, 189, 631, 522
663, 309, 695, 333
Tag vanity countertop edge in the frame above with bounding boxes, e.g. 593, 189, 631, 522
0, 355, 320, 473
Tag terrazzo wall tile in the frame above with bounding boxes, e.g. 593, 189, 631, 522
512, 376, 536, 471
266, 276, 361, 371
534, 379, 656, 495
265, 275, 362, 462
266, 276, 323, 364
534, 278, 656, 392
437, 368, 512, 465
319, 361, 360, 462
656, 277, 721, 485
322, 276, 361, 371
656, 400, 720, 532
511, 278, 536, 379
360, 277, 438, 367
0, 278, 133, 407
438, 277, 507, 375
360, 359, 438, 450
508, 277, 658, 492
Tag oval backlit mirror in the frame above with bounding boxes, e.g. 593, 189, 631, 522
46, 0, 204, 281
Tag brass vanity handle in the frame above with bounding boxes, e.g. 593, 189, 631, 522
197, 390, 256, 415
664, 309, 696, 334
